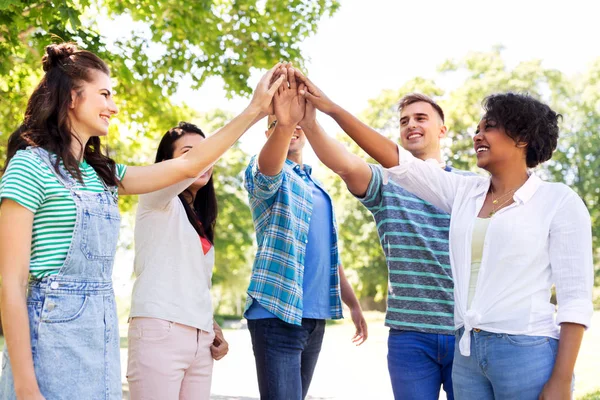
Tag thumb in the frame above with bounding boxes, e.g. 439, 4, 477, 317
267, 74, 285, 96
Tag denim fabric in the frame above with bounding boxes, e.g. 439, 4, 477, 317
452, 328, 561, 399
0, 147, 122, 400
248, 318, 325, 400
387, 329, 454, 400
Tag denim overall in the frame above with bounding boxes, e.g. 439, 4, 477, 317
0, 148, 122, 399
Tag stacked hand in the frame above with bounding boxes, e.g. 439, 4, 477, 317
257, 63, 336, 129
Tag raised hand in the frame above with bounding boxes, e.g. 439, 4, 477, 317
298, 80, 317, 129
294, 69, 336, 115
274, 66, 306, 128
249, 62, 286, 116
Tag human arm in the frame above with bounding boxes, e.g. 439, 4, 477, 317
119, 63, 285, 195
0, 200, 45, 399
295, 70, 399, 168
339, 265, 368, 345
210, 319, 229, 361
539, 323, 583, 399
540, 192, 594, 399
299, 93, 372, 197
257, 66, 306, 176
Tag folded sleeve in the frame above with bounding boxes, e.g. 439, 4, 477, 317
549, 191, 594, 329
244, 155, 284, 200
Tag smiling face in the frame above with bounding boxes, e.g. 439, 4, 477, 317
399, 101, 446, 159
173, 133, 213, 190
473, 116, 527, 172
68, 69, 118, 138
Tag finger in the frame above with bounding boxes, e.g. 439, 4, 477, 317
301, 90, 318, 103
268, 74, 285, 97
294, 69, 318, 93
288, 67, 297, 90
278, 68, 288, 95
263, 62, 283, 85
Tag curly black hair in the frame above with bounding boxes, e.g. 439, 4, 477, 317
482, 93, 561, 168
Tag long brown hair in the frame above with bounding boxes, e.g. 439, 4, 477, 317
154, 122, 218, 242
3, 42, 118, 186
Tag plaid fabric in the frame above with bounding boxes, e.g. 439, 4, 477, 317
244, 155, 343, 325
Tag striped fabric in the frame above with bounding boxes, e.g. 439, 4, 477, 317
244, 156, 343, 326
0, 149, 126, 278
359, 164, 470, 334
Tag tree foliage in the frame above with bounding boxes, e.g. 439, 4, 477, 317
0, 0, 339, 161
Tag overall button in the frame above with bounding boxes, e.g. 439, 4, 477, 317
50, 282, 59, 290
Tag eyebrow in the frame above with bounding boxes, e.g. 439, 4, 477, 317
400, 113, 429, 121
100, 88, 112, 95
180, 145, 193, 151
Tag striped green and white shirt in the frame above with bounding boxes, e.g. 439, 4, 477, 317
0, 149, 126, 278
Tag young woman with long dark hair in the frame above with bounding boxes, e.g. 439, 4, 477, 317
0, 42, 283, 400
126, 122, 226, 399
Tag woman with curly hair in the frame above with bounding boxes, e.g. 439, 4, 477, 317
0, 42, 284, 400
382, 93, 593, 399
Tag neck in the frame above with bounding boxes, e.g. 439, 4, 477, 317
489, 163, 529, 194
287, 151, 303, 167
181, 187, 199, 206
70, 130, 89, 162
415, 149, 444, 164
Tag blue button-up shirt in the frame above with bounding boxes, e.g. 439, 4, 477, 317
244, 155, 343, 325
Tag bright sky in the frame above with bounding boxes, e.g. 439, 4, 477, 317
170, 0, 600, 161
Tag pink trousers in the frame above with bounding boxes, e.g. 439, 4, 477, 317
127, 317, 215, 400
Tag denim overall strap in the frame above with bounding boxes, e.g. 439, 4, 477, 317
0, 147, 123, 400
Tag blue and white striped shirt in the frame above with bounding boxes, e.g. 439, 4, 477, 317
244, 156, 343, 326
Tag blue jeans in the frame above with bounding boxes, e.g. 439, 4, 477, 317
248, 318, 325, 400
452, 328, 560, 399
388, 329, 455, 400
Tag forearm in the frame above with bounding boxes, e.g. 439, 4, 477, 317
549, 323, 584, 383
338, 265, 360, 310
183, 105, 261, 175
329, 105, 399, 168
303, 121, 359, 177
257, 123, 295, 176
1, 283, 40, 395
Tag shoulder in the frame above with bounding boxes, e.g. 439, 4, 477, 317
4, 149, 52, 178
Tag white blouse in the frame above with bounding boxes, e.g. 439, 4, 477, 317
384, 147, 594, 356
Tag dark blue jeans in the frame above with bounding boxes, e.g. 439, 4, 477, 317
388, 329, 455, 400
248, 318, 326, 400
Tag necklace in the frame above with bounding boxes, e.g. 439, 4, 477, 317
488, 187, 517, 217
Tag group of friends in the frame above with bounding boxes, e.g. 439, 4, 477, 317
0, 42, 594, 400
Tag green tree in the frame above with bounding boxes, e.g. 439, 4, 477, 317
0, 0, 339, 161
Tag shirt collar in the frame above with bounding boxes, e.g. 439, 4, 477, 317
471, 172, 542, 204
285, 158, 312, 175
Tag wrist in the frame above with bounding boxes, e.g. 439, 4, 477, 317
244, 103, 263, 118
326, 102, 342, 116
300, 119, 318, 131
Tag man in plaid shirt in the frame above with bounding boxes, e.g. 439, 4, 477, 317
244, 65, 367, 400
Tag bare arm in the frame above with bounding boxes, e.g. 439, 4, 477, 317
539, 323, 584, 399
295, 69, 399, 168
119, 63, 285, 195
257, 67, 306, 176
338, 265, 368, 345
0, 200, 45, 399
299, 84, 372, 196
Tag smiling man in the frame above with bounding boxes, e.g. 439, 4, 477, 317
293, 70, 467, 400
243, 67, 367, 400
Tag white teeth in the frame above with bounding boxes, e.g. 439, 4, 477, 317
407, 133, 422, 140
477, 147, 489, 153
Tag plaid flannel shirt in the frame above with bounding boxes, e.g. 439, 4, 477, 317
244, 155, 343, 325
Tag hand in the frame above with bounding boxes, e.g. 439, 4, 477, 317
210, 328, 229, 361
250, 63, 286, 116
298, 81, 317, 129
273, 66, 306, 127
350, 306, 368, 346
539, 377, 571, 400
294, 69, 336, 115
